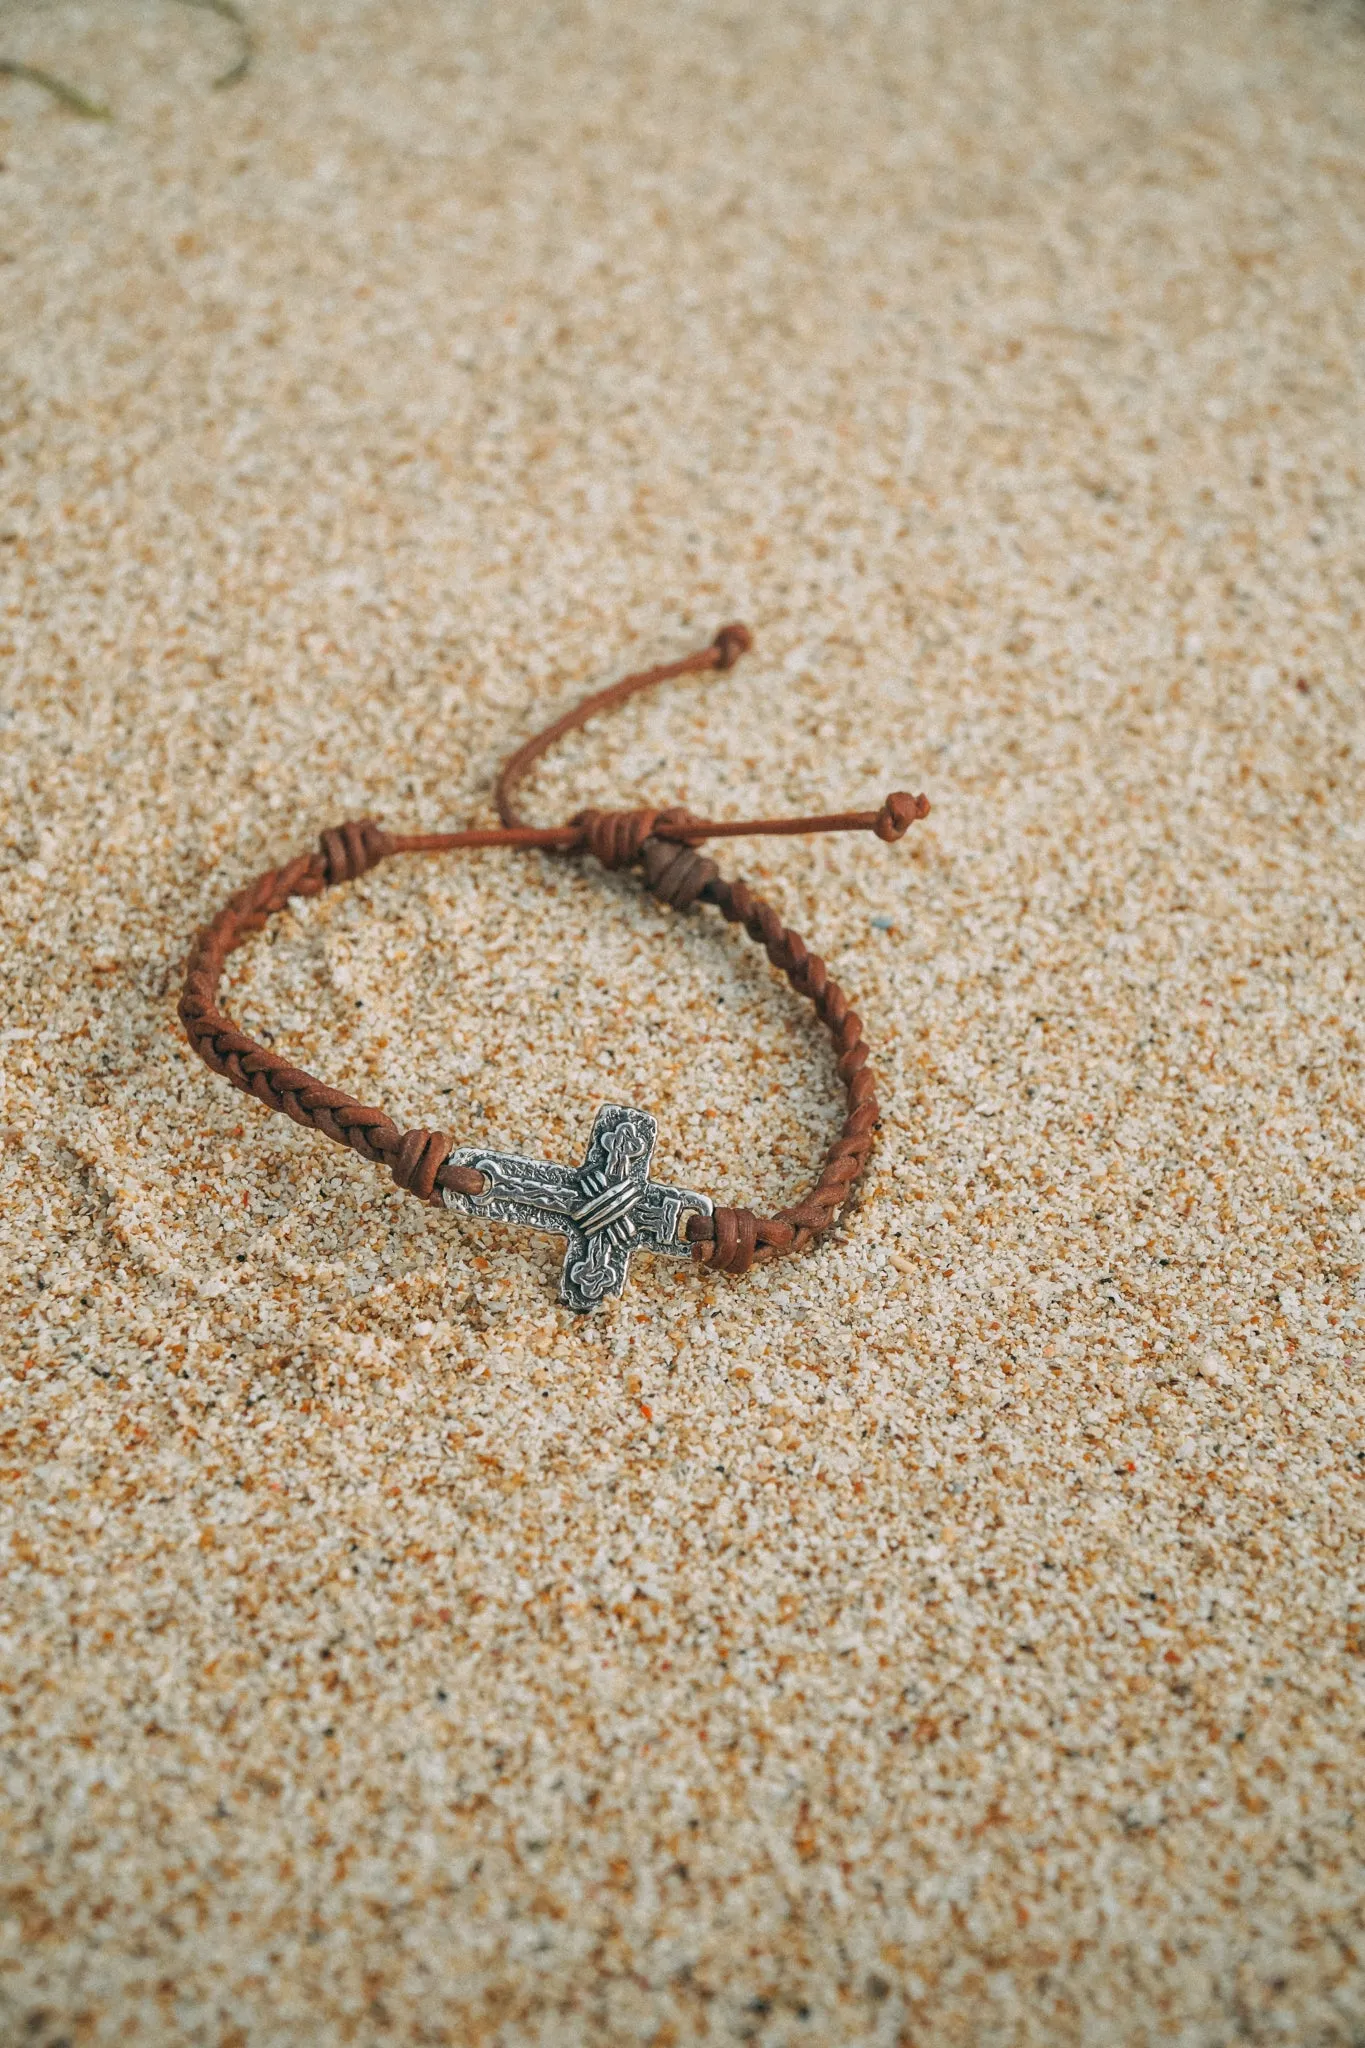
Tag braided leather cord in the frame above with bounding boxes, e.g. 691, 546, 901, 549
537, 827, 875, 1274
178, 624, 927, 1276
178, 824, 485, 1206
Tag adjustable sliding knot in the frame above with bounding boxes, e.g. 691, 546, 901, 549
640, 830, 719, 911
570, 806, 663, 869
319, 817, 392, 884
570, 804, 704, 870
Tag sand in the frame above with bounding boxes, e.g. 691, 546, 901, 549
2, 1, 1364, 2041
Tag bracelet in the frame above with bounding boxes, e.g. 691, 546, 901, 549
178, 625, 929, 1311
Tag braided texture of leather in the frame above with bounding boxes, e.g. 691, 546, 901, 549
178, 828, 485, 1206
641, 847, 877, 1275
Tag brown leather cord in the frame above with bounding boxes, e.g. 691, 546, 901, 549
178, 624, 929, 1278
179, 844, 485, 1206
493, 621, 755, 831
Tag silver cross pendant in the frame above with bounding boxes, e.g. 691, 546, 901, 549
442, 1103, 713, 1312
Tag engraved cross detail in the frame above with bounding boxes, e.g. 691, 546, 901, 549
442, 1103, 713, 1311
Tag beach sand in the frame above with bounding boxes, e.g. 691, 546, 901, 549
2, 2, 1363, 2040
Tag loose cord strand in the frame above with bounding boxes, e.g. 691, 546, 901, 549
388, 621, 927, 859
494, 622, 754, 830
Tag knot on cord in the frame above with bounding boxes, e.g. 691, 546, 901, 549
570, 805, 703, 870
386, 1126, 452, 1202
386, 1126, 454, 1203
711, 621, 754, 671
319, 817, 393, 885
874, 791, 931, 842
640, 834, 719, 911
689, 1205, 760, 1275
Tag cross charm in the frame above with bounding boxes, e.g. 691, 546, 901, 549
442, 1103, 714, 1311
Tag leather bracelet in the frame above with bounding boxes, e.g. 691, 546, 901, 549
178, 625, 929, 1310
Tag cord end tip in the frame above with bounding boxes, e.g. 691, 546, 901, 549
712, 621, 754, 670
875, 792, 930, 841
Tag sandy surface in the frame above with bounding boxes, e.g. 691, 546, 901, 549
2, 2, 1364, 2042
